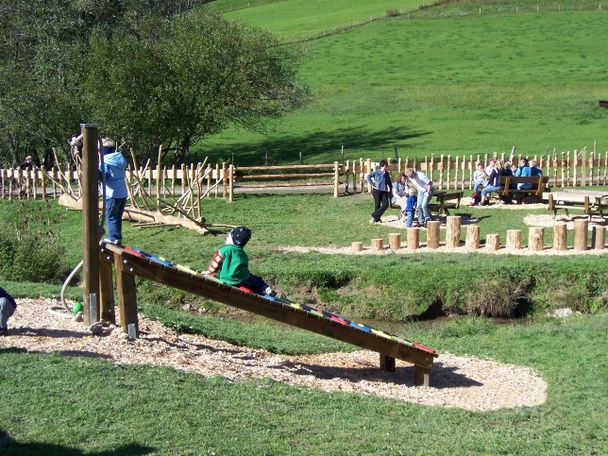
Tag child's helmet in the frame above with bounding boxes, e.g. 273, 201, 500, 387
230, 226, 252, 247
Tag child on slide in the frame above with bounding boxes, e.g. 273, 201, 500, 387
206, 226, 279, 297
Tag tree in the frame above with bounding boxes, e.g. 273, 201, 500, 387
84, 9, 309, 162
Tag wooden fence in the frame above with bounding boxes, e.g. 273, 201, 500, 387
2, 150, 607, 203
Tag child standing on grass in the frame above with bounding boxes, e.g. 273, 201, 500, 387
207, 226, 276, 296
0, 286, 17, 336
404, 187, 417, 228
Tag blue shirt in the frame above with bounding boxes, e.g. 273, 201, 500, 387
0, 287, 16, 309
367, 169, 392, 192
530, 166, 542, 176
99, 152, 128, 199
515, 166, 531, 177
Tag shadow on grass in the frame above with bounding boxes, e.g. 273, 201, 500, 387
193, 126, 432, 165
277, 360, 482, 389
0, 429, 154, 456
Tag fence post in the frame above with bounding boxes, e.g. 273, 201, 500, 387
228, 164, 234, 202
333, 161, 340, 198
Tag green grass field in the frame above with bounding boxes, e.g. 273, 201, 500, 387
3, 1, 608, 453
197, 6, 608, 165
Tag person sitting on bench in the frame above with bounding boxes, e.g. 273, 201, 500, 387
391, 172, 410, 213
480, 159, 503, 205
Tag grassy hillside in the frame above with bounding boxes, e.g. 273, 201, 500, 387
210, 0, 425, 40
197, 6, 608, 165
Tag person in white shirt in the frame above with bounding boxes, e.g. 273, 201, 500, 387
405, 168, 433, 226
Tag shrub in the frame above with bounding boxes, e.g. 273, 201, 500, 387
385, 8, 400, 17
0, 203, 68, 283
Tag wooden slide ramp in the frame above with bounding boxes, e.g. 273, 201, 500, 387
100, 243, 437, 386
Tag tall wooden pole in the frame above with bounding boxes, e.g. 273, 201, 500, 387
81, 123, 100, 326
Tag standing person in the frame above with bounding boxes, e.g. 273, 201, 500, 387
0, 286, 17, 336
99, 138, 128, 245
404, 187, 417, 228
405, 168, 433, 227
19, 155, 34, 170
391, 172, 410, 213
367, 159, 392, 223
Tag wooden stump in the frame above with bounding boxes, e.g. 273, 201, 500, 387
592, 226, 606, 250
351, 241, 363, 252
574, 220, 588, 251
407, 228, 419, 250
371, 238, 384, 251
388, 233, 401, 250
528, 227, 545, 251
486, 233, 500, 251
426, 220, 440, 249
506, 229, 522, 250
445, 216, 461, 249
553, 222, 567, 251
465, 225, 480, 250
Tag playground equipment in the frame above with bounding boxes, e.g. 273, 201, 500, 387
78, 124, 437, 386
97, 242, 437, 386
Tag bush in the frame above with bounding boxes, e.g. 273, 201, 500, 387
0, 203, 68, 283
385, 8, 401, 17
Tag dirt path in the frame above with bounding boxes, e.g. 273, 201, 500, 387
1, 299, 547, 411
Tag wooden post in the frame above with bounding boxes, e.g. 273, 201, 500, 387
506, 229, 522, 250
99, 250, 115, 325
553, 223, 568, 251
8, 168, 14, 200
206, 164, 212, 199
573, 220, 588, 251
228, 164, 234, 202
215, 163, 220, 198
333, 161, 340, 198
25, 169, 31, 199
426, 220, 440, 249
380, 354, 395, 372
222, 162, 227, 198
528, 227, 545, 251
17, 169, 22, 200
351, 241, 363, 252
32, 170, 38, 200
1, 169, 5, 199
592, 226, 606, 250
407, 228, 419, 250
181, 164, 187, 196
114, 254, 138, 337
465, 225, 480, 250
445, 216, 461, 248
359, 158, 364, 192
414, 366, 431, 387
371, 238, 384, 251
486, 234, 500, 250
41, 168, 47, 201
81, 123, 100, 326
52, 167, 57, 197
366, 159, 372, 193
388, 233, 401, 250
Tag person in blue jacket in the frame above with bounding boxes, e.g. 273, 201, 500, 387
367, 159, 393, 223
0, 286, 17, 335
98, 138, 128, 244
514, 158, 533, 190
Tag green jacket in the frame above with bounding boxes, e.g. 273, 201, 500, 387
218, 244, 251, 285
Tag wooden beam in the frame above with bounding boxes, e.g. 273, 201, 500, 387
114, 253, 139, 337
99, 249, 116, 325
103, 244, 435, 370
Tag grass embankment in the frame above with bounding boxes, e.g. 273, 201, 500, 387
1, 313, 607, 455
1, 198, 606, 333
197, 7, 608, 164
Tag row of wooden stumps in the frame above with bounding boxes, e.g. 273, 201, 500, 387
353, 216, 607, 252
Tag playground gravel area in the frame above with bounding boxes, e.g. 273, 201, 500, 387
1, 299, 547, 412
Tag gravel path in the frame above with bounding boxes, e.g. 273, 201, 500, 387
1, 299, 547, 411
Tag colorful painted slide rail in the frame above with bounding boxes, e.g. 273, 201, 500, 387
102, 243, 437, 386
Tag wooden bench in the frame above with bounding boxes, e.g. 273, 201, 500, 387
544, 190, 608, 220
391, 189, 464, 216
498, 175, 550, 200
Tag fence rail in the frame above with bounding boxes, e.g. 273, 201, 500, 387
1, 150, 607, 203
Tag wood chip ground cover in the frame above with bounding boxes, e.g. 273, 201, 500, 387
1, 299, 547, 412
